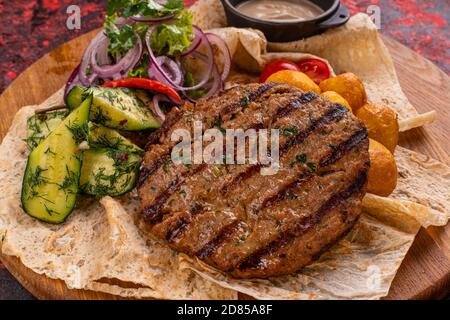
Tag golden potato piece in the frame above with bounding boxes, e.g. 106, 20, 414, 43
367, 139, 397, 197
356, 103, 399, 153
266, 70, 321, 94
321, 91, 352, 113
319, 73, 367, 111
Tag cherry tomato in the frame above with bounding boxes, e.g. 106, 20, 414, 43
296, 58, 331, 84
259, 60, 300, 83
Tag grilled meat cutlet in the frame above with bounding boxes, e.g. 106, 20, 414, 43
137, 83, 369, 278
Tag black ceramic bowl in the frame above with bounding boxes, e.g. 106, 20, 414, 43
220, 0, 350, 42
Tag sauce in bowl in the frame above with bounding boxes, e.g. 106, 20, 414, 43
236, 0, 324, 22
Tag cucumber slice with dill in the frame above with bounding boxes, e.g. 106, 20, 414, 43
21, 96, 91, 224
79, 148, 141, 198
88, 123, 143, 155
66, 86, 160, 131
26, 110, 68, 149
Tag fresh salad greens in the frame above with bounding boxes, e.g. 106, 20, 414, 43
65, 0, 231, 106
104, 0, 192, 68
25, 0, 233, 223
150, 9, 193, 56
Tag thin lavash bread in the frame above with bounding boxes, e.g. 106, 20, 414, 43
190, 0, 436, 132
0, 1, 448, 300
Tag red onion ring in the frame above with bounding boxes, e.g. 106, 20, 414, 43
79, 32, 105, 85
90, 32, 142, 77
114, 17, 131, 25
205, 33, 231, 82
145, 26, 214, 91
152, 94, 169, 122
64, 64, 82, 99
192, 52, 223, 99
149, 56, 184, 86
130, 14, 174, 23
180, 26, 203, 57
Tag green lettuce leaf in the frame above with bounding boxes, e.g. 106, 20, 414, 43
150, 10, 193, 57
104, 17, 138, 59
107, 0, 184, 18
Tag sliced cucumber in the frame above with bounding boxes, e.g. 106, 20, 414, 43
21, 96, 92, 224
88, 123, 143, 155
79, 148, 141, 198
26, 110, 68, 149
66, 86, 160, 130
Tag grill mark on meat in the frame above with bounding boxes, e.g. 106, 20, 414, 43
280, 104, 347, 154
223, 104, 348, 195
142, 164, 207, 224
166, 216, 190, 242
261, 175, 315, 210
165, 204, 204, 242
236, 169, 367, 271
164, 103, 348, 250
140, 84, 283, 189
138, 84, 369, 277
213, 136, 367, 270
222, 165, 262, 196
272, 92, 318, 122
320, 127, 368, 167
164, 93, 325, 241
196, 220, 243, 260
254, 118, 365, 213
138, 154, 171, 188
174, 106, 362, 264
145, 90, 298, 229
220, 83, 279, 116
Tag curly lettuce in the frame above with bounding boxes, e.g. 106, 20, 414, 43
150, 10, 193, 56
104, 0, 192, 59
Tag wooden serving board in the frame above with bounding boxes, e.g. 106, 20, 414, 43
0, 30, 449, 300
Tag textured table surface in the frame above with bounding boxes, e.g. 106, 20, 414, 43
0, 0, 449, 300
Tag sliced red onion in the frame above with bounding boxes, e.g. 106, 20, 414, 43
203, 64, 223, 99
114, 17, 132, 25
152, 94, 169, 122
130, 14, 174, 23
90, 32, 142, 77
193, 52, 223, 98
64, 64, 82, 98
205, 32, 231, 82
180, 26, 203, 57
149, 56, 183, 86
94, 36, 111, 66
79, 31, 105, 85
145, 26, 214, 91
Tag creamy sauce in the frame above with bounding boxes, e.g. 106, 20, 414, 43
236, 0, 324, 22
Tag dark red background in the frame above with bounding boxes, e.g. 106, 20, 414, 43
0, 0, 449, 299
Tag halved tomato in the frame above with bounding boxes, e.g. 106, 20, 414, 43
297, 58, 331, 84
259, 60, 300, 83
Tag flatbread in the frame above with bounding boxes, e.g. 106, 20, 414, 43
0, 1, 448, 300
191, 0, 435, 131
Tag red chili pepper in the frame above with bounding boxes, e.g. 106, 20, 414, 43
101, 78, 181, 103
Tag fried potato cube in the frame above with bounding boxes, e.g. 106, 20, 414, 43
319, 73, 367, 111
367, 139, 398, 197
356, 103, 399, 153
266, 70, 321, 94
321, 91, 352, 113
